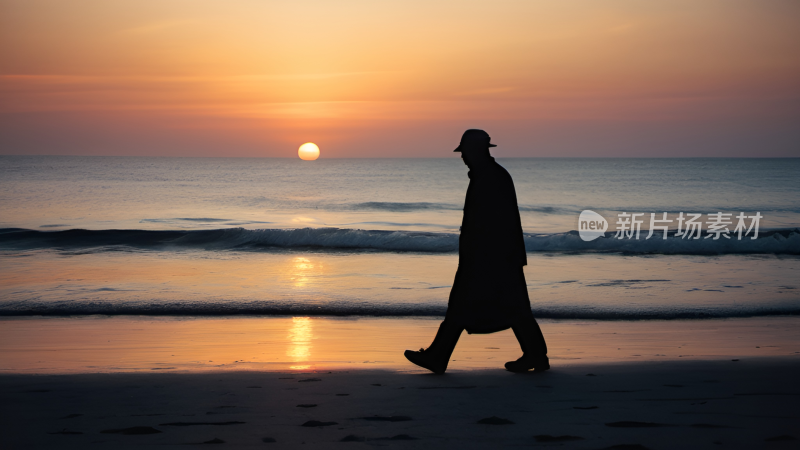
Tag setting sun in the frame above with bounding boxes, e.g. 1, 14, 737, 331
298, 143, 320, 160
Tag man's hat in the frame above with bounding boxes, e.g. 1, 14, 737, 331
454, 129, 497, 152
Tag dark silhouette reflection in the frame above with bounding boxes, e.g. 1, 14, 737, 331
405, 129, 548, 374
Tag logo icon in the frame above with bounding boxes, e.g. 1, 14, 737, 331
578, 210, 608, 242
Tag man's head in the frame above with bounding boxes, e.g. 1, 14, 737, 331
454, 129, 495, 167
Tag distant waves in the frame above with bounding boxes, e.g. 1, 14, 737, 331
351, 201, 573, 214
1, 227, 798, 255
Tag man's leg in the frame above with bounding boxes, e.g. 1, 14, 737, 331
512, 313, 547, 357
404, 318, 464, 374
506, 312, 549, 372
428, 318, 464, 362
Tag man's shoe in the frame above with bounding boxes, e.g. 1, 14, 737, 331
504, 354, 550, 373
404, 348, 448, 374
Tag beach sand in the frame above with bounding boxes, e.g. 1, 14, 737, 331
2, 317, 799, 449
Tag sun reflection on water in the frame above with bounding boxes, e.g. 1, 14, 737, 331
287, 316, 313, 370
290, 257, 319, 288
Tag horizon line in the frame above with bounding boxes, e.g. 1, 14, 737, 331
1, 154, 799, 159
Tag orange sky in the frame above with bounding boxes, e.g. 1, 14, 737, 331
1, 0, 799, 157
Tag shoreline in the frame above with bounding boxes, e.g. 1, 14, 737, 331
2, 316, 798, 374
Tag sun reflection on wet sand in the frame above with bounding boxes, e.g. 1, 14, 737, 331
1, 316, 798, 374
287, 317, 313, 370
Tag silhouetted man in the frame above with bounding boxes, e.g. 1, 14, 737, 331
404, 129, 549, 374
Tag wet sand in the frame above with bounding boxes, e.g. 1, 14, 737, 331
1, 316, 799, 373
1, 317, 799, 449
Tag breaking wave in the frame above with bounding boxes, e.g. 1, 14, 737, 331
0, 300, 797, 319
1, 227, 798, 255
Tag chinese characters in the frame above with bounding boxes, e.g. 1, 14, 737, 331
611, 212, 762, 240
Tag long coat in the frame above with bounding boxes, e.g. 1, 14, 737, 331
446, 158, 531, 334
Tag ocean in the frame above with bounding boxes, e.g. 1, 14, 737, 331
1, 156, 798, 319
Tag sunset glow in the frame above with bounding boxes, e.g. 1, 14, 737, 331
1, 0, 798, 157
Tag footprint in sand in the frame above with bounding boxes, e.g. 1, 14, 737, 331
101, 426, 162, 435
534, 435, 584, 442
301, 420, 338, 427
765, 435, 797, 442
357, 416, 412, 422
340, 435, 366, 442
48, 429, 83, 435
160, 421, 245, 427
605, 421, 673, 428
341, 434, 417, 442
